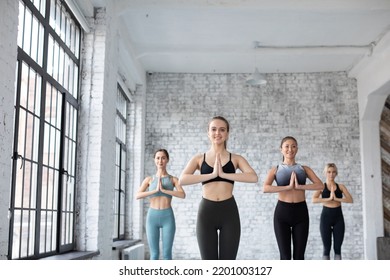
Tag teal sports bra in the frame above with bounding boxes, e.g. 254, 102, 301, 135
149, 175, 174, 198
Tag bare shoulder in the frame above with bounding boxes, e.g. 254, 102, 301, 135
139, 176, 153, 188
193, 152, 204, 163
145, 175, 153, 183
185, 152, 204, 168
302, 165, 314, 173
338, 183, 347, 191
170, 175, 179, 185
268, 165, 278, 174
231, 153, 247, 162
230, 153, 248, 166
170, 175, 179, 182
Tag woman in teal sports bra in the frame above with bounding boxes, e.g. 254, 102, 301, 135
136, 149, 185, 260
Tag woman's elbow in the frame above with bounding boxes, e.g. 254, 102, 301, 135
249, 173, 258, 183
178, 175, 186, 186
178, 190, 186, 199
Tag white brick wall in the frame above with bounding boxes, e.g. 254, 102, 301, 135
76, 6, 118, 259
143, 72, 363, 260
0, 1, 364, 261
0, 0, 19, 260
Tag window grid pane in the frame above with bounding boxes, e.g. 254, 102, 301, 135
113, 84, 128, 240
18, 1, 45, 66
60, 103, 77, 246
10, 0, 81, 259
31, 0, 45, 16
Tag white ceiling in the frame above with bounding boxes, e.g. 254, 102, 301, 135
83, 0, 390, 74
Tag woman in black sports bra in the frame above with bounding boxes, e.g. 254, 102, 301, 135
312, 163, 353, 260
179, 116, 258, 260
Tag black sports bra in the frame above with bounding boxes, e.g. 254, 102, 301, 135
200, 153, 235, 185
321, 183, 343, 199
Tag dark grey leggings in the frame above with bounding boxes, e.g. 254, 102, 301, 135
320, 206, 345, 256
274, 200, 309, 260
196, 196, 241, 260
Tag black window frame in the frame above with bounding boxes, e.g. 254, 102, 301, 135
9, 0, 81, 259
113, 84, 129, 241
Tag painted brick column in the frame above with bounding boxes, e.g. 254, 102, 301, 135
0, 0, 19, 260
76, 6, 118, 259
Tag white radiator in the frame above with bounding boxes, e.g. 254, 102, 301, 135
122, 243, 145, 260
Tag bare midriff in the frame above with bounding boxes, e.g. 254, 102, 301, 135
149, 196, 172, 209
202, 181, 234, 201
278, 189, 306, 203
322, 200, 342, 208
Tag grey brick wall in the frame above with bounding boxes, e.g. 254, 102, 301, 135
143, 72, 363, 260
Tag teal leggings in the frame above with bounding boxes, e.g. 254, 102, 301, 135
146, 207, 176, 260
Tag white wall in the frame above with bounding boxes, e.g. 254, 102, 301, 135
349, 30, 390, 259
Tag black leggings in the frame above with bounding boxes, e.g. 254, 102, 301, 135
196, 196, 241, 260
320, 206, 345, 256
274, 200, 309, 260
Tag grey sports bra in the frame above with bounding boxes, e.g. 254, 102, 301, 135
275, 163, 307, 186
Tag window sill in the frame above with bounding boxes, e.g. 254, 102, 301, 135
40, 250, 100, 260
112, 239, 141, 251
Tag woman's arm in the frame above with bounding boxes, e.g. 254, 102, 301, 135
334, 183, 353, 203
262, 167, 293, 193
312, 189, 332, 203
160, 176, 186, 199
179, 154, 216, 186
135, 176, 157, 199
219, 154, 258, 183
296, 166, 323, 191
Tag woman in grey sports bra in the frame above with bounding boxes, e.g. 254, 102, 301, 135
179, 116, 258, 260
263, 136, 323, 260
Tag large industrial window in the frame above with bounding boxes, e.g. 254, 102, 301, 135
9, 0, 81, 259
113, 84, 129, 240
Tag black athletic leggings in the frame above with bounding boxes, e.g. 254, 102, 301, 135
320, 206, 345, 256
273, 200, 309, 260
196, 196, 241, 260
